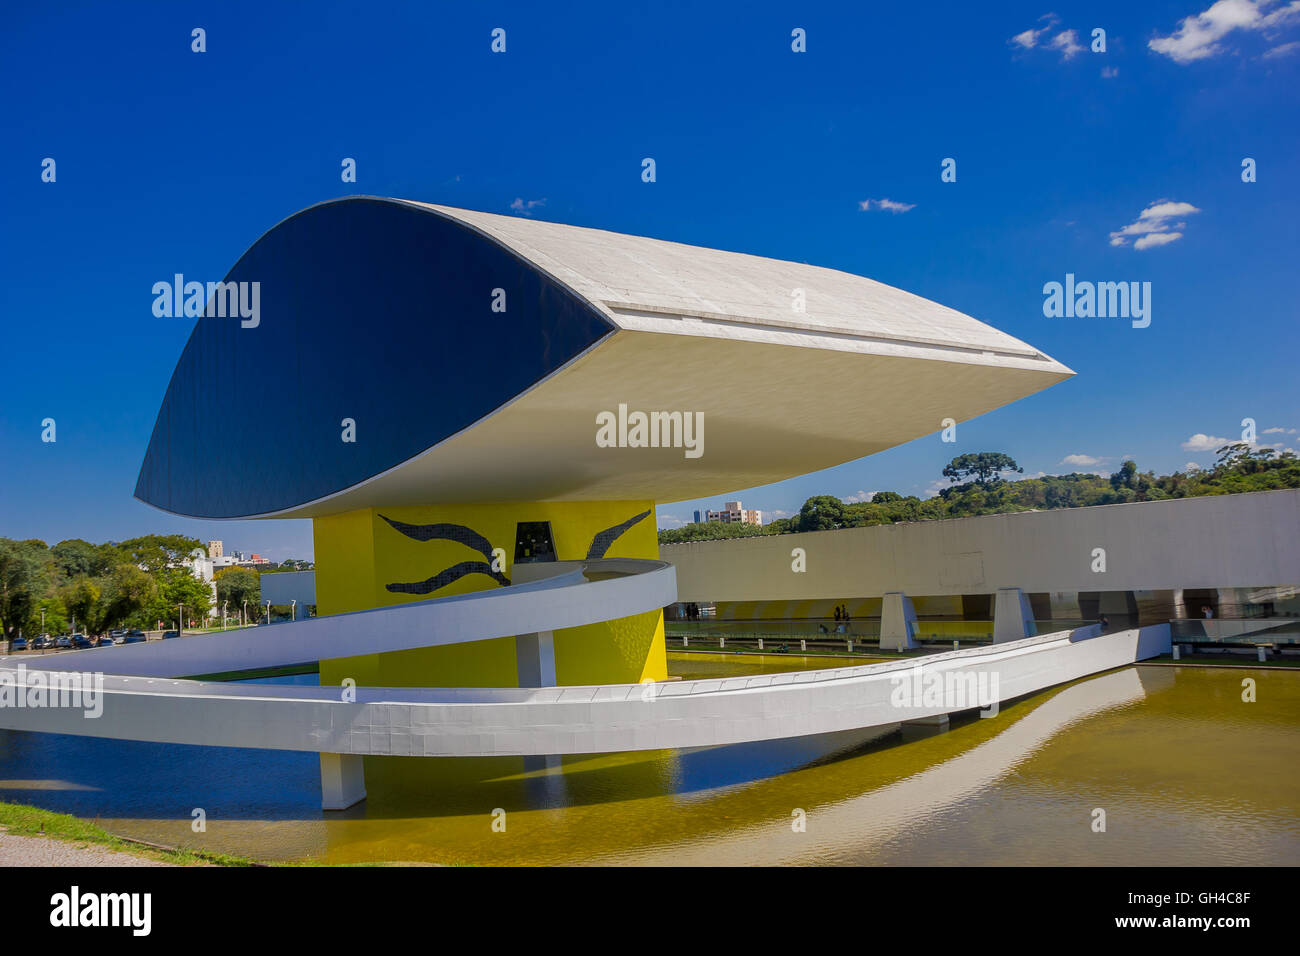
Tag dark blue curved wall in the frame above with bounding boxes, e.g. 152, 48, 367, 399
135, 199, 614, 518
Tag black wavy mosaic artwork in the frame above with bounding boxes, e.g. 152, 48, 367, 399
378, 514, 495, 562
380, 514, 510, 594
586, 509, 651, 560
381, 507, 651, 596
385, 560, 510, 595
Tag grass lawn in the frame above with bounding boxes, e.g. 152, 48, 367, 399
0, 800, 258, 866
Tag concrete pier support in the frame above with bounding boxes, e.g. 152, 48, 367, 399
517, 631, 562, 777
320, 753, 366, 810
880, 592, 919, 651
993, 587, 1037, 644
516, 630, 556, 687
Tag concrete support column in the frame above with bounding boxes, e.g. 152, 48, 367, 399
880, 592, 919, 651
1049, 591, 1082, 621
993, 588, 1037, 644
320, 753, 366, 810
1171, 589, 1187, 619
1216, 588, 1243, 619
517, 630, 560, 775
516, 630, 556, 688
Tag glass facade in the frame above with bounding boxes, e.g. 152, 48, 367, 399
135, 198, 614, 517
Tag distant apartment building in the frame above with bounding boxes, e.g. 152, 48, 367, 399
207, 539, 224, 559
695, 500, 763, 526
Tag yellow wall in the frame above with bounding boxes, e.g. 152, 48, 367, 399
315, 500, 666, 690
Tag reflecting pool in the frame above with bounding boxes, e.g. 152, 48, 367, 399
0, 655, 1296, 865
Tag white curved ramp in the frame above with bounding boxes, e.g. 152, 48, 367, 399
9, 558, 675, 679
0, 620, 1170, 758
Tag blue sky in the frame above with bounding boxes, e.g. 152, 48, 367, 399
1, 1, 1296, 555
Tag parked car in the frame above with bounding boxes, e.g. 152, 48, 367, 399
123, 633, 147, 644
162, 630, 180, 639
12, 637, 28, 651
109, 629, 127, 644
33, 636, 51, 650
96, 636, 114, 647
55, 635, 72, 649
126, 628, 146, 638
72, 634, 92, 649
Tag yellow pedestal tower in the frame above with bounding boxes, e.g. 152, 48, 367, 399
314, 500, 667, 691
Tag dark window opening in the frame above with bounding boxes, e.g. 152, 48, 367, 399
514, 522, 557, 564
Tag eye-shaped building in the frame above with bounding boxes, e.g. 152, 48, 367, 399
135, 197, 1073, 693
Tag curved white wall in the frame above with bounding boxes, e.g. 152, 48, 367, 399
664, 490, 1300, 603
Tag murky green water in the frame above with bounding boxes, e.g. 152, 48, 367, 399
1, 655, 1296, 865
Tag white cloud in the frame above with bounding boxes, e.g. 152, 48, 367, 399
1012, 27, 1044, 49
1149, 0, 1300, 64
1141, 200, 1201, 219
1263, 426, 1297, 434
1061, 453, 1105, 466
1185, 461, 1203, 471
1010, 15, 1084, 59
1101, 65, 1119, 77
1182, 432, 1231, 451
1010, 14, 1059, 49
843, 490, 875, 503
1049, 29, 1085, 58
509, 197, 546, 216
859, 198, 915, 213
1110, 199, 1200, 249
657, 513, 686, 528
1263, 38, 1300, 55
1134, 231, 1185, 249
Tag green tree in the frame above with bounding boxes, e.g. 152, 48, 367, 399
115, 534, 203, 573
50, 538, 117, 580
98, 563, 158, 630
1109, 460, 1138, 492
798, 495, 847, 531
215, 567, 261, 616
57, 577, 102, 634
25, 594, 67, 637
145, 568, 213, 629
0, 538, 52, 640
942, 452, 1023, 489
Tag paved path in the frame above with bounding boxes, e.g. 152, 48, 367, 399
0, 827, 171, 866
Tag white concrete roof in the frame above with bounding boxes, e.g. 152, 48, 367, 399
412, 201, 1059, 364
